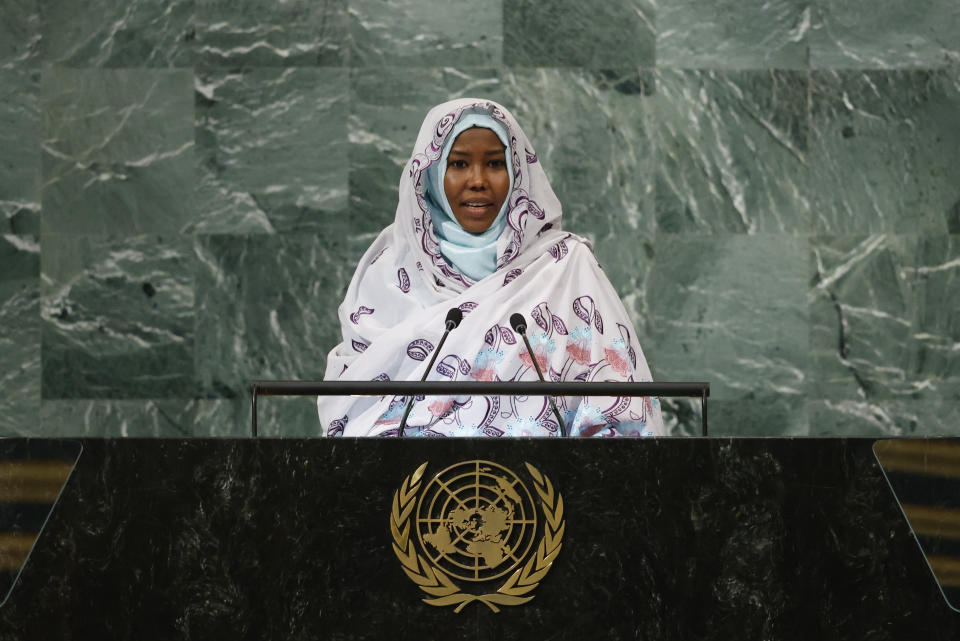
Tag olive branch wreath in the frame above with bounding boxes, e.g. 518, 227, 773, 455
390, 461, 565, 613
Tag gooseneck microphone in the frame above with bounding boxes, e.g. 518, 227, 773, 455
397, 308, 463, 437
510, 313, 568, 437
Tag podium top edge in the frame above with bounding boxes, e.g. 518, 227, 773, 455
250, 380, 710, 398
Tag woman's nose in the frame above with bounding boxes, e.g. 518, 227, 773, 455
466, 165, 487, 189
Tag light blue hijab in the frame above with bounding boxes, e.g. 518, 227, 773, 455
425, 114, 514, 282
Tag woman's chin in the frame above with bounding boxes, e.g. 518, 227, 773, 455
454, 212, 496, 234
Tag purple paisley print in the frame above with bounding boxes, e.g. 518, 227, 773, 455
548, 240, 568, 262
398, 268, 410, 293
350, 306, 374, 324
436, 354, 471, 379
484, 324, 517, 347
573, 296, 604, 334
351, 339, 368, 353
553, 315, 569, 335
406, 339, 434, 362
503, 268, 522, 285
531, 304, 550, 332
511, 137, 522, 179
459, 301, 478, 314
605, 397, 631, 418
328, 415, 348, 437
572, 296, 591, 324
531, 302, 568, 337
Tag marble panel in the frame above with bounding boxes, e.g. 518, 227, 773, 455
194, 234, 357, 403
348, 67, 503, 236
37, 399, 245, 437
38, 0, 193, 67
41, 234, 195, 399
0, 71, 40, 235
49, 389, 333, 437
809, 399, 960, 436
809, 69, 960, 234
710, 396, 809, 436
501, 69, 655, 242
663, 396, 808, 437
811, 0, 960, 68
503, 0, 654, 68
647, 234, 809, 401
591, 231, 656, 358
350, 0, 501, 68
657, 0, 810, 69
191, 68, 348, 234
663, 397, 811, 437
810, 234, 960, 401
0, 0, 40, 69
652, 70, 811, 233
0, 236, 40, 436
40, 68, 195, 236
195, 0, 347, 67
660, 398, 704, 436
255, 396, 325, 437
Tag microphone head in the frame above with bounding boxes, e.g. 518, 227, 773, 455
444, 307, 464, 330
509, 313, 527, 334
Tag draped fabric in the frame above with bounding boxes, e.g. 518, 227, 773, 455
319, 99, 664, 437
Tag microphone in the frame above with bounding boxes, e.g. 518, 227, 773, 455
397, 308, 463, 437
444, 307, 463, 331
510, 313, 568, 437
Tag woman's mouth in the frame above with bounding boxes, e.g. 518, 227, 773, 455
461, 201, 495, 216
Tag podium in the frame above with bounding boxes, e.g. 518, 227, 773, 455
0, 437, 957, 639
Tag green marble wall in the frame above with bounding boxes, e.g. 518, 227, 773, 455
1, 1, 957, 437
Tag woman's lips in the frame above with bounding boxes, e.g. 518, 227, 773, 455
461, 202, 495, 217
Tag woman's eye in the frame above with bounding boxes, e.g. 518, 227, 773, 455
489, 159, 506, 168
448, 160, 467, 169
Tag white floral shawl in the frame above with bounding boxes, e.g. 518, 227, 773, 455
319, 99, 663, 437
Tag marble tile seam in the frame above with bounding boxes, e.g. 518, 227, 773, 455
11, 58, 960, 73
10, 61, 960, 72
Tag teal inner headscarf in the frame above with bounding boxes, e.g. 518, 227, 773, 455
425, 114, 514, 282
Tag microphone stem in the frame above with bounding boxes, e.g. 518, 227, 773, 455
520, 333, 568, 438
398, 324, 452, 437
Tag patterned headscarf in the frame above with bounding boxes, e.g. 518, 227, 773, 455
395, 99, 567, 291
424, 113, 514, 282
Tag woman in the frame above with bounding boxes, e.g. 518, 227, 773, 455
318, 98, 663, 437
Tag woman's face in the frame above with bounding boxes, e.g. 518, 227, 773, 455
443, 127, 510, 234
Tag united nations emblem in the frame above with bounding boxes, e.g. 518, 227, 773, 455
390, 460, 565, 612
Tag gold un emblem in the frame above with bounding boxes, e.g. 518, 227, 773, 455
390, 460, 565, 612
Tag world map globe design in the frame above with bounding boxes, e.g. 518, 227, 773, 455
416, 460, 538, 582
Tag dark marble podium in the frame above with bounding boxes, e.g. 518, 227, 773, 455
0, 438, 957, 640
